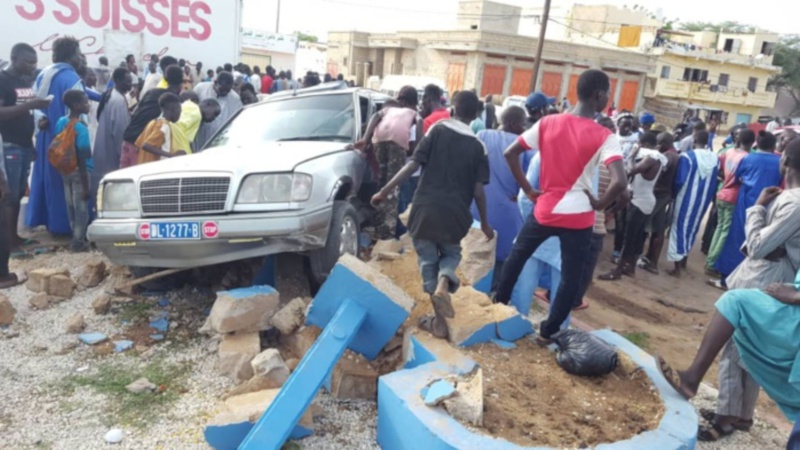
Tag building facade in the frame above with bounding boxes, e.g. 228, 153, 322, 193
327, 29, 654, 111
643, 32, 780, 128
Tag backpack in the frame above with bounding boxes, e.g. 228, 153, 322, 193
48, 119, 79, 175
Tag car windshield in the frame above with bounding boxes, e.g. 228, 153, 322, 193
206, 93, 356, 149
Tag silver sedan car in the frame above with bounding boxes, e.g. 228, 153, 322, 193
89, 84, 391, 284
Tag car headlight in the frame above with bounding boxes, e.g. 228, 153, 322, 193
101, 181, 138, 211
236, 173, 313, 204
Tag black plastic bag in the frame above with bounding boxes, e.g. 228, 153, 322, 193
552, 329, 618, 377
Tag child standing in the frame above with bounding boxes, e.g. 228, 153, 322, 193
371, 91, 494, 340
57, 90, 93, 252
135, 92, 184, 165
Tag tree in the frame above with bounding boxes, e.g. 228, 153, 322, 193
679, 21, 755, 33
770, 35, 800, 115
297, 32, 318, 43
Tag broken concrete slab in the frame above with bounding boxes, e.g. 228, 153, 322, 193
78, 332, 108, 345
250, 349, 290, 386
218, 332, 261, 383
114, 340, 134, 353
327, 350, 379, 400
423, 379, 457, 406
398, 204, 411, 227
77, 260, 106, 288
47, 275, 76, 298
65, 313, 85, 334
126, 377, 157, 394
28, 293, 65, 310
92, 294, 112, 315
443, 287, 533, 347
0, 296, 15, 326
443, 368, 484, 426
26, 268, 69, 293
281, 325, 321, 360
205, 389, 313, 450
270, 298, 306, 335
458, 225, 496, 291
204, 286, 280, 334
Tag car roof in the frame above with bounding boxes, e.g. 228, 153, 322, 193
265, 81, 389, 101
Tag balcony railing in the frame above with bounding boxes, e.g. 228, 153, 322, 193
648, 79, 776, 108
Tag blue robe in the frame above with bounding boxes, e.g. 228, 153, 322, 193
716, 152, 783, 277
470, 130, 524, 261
668, 149, 719, 261
28, 64, 100, 234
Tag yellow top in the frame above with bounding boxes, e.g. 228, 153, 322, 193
172, 101, 202, 154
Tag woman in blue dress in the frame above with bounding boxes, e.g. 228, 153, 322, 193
715, 131, 783, 279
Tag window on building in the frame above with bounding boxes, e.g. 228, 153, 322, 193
470, 24, 478, 30
682, 68, 708, 82
660, 65, 671, 79
761, 41, 776, 56
748, 77, 758, 93
718, 73, 729, 87
343, 57, 348, 66
724, 39, 734, 52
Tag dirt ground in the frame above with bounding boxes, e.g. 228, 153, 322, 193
466, 341, 663, 448
576, 231, 791, 430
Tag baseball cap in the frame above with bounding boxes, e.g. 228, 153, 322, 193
526, 92, 556, 110
639, 112, 655, 125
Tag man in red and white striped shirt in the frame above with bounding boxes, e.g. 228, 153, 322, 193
494, 69, 629, 341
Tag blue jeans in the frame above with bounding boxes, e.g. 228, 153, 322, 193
63, 173, 89, 248
395, 176, 418, 238
412, 238, 461, 294
3, 144, 33, 207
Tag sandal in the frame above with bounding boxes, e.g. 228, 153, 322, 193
640, 263, 659, 275
698, 421, 735, 442
655, 355, 694, 400
534, 335, 554, 347
699, 409, 753, 431
0, 273, 24, 289
598, 270, 623, 281
706, 279, 727, 291
418, 315, 448, 339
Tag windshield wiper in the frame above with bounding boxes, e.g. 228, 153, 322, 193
277, 135, 353, 142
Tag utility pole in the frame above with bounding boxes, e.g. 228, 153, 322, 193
275, 0, 281, 34
530, 0, 552, 92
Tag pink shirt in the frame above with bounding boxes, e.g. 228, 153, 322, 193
717, 147, 748, 204
517, 114, 623, 229
372, 107, 417, 150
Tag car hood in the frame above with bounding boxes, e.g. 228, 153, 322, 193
104, 141, 352, 180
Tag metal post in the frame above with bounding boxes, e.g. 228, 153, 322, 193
530, 0, 552, 93
275, 0, 281, 34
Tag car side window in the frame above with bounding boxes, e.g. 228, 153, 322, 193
359, 95, 370, 135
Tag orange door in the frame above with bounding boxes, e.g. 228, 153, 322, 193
619, 80, 640, 111
510, 69, 533, 96
567, 74, 580, 106
609, 78, 618, 105
540, 71, 563, 98
446, 63, 466, 94
481, 64, 507, 97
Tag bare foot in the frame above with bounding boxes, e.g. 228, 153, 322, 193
655, 355, 697, 400
667, 269, 681, 278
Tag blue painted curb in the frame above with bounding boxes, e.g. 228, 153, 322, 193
383, 330, 698, 450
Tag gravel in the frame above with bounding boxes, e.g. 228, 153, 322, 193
0, 247, 790, 449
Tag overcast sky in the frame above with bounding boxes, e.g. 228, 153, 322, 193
242, 0, 793, 39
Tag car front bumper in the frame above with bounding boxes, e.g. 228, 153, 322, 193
87, 206, 332, 268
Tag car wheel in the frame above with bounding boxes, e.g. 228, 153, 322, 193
308, 200, 360, 286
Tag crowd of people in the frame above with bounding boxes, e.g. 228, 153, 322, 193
361, 69, 800, 444
1, 35, 800, 446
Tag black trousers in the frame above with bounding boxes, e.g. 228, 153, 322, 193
495, 215, 593, 338
622, 205, 651, 260
0, 203, 9, 277
576, 233, 605, 302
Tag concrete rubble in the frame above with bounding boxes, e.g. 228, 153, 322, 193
217, 332, 261, 383
76, 260, 107, 288
65, 313, 85, 334
92, 294, 112, 315
250, 349, 290, 384
443, 368, 484, 426
458, 227, 496, 286
203, 286, 280, 334
28, 293, 65, 310
0, 295, 16, 326
47, 274, 76, 299
126, 377, 157, 394
270, 297, 306, 335
26, 268, 70, 293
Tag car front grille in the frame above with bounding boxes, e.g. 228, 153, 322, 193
140, 177, 230, 216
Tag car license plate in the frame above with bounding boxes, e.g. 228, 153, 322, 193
139, 222, 200, 240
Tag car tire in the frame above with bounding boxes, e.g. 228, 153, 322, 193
307, 200, 360, 286
128, 266, 189, 292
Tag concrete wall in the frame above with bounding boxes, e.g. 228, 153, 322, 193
717, 32, 780, 57
457, 0, 521, 35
